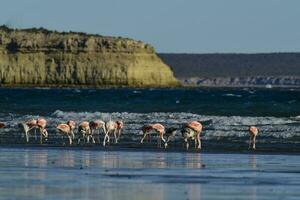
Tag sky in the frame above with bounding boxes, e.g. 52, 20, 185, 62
0, 0, 299, 53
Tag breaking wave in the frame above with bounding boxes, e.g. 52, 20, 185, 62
1, 110, 300, 148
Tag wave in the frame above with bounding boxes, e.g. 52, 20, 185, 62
133, 90, 142, 94
222, 93, 242, 97
1, 111, 300, 144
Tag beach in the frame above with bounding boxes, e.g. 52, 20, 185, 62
0, 88, 300, 199
0, 147, 299, 200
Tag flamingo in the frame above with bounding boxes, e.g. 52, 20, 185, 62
78, 121, 91, 144
140, 123, 167, 148
36, 118, 48, 144
20, 119, 38, 143
89, 120, 106, 143
0, 122, 5, 129
57, 120, 76, 145
165, 127, 179, 146
103, 120, 124, 146
181, 121, 202, 150
20, 118, 48, 144
248, 126, 259, 150
115, 120, 124, 143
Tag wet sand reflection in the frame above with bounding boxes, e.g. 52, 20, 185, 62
0, 149, 298, 199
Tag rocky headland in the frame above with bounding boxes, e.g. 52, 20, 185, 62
0, 26, 179, 88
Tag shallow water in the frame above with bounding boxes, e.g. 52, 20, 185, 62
0, 147, 299, 200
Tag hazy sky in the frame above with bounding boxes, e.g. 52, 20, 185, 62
0, 0, 299, 53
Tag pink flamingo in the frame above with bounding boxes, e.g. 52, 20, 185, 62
140, 123, 166, 148
103, 120, 124, 146
78, 121, 91, 144
21, 118, 48, 144
89, 120, 106, 143
20, 119, 38, 143
248, 126, 259, 150
181, 121, 203, 150
57, 120, 76, 145
36, 118, 48, 144
115, 120, 124, 143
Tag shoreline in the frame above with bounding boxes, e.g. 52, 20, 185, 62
2, 143, 300, 156
0, 84, 299, 90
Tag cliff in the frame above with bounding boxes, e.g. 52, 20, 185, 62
0, 26, 179, 87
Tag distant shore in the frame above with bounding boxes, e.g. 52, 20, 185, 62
179, 77, 300, 88
0, 83, 299, 89
159, 53, 300, 88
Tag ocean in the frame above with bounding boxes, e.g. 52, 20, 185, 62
0, 87, 300, 151
0, 87, 300, 199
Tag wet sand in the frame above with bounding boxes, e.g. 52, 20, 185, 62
0, 147, 299, 199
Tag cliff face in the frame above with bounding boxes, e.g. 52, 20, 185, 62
0, 26, 179, 87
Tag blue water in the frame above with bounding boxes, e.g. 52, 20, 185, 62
1, 88, 300, 151
1, 88, 300, 199
0, 87, 299, 116
0, 147, 299, 200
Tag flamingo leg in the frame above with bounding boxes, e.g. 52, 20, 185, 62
117, 129, 122, 143
103, 134, 107, 146
113, 129, 117, 143
86, 134, 90, 144
106, 132, 110, 144
91, 135, 95, 144
71, 131, 75, 140
77, 131, 82, 145
197, 134, 201, 149
157, 136, 160, 148
25, 131, 29, 143
160, 134, 167, 148
68, 135, 72, 145
34, 128, 37, 141
184, 138, 189, 150
253, 136, 256, 150
249, 136, 253, 149
100, 128, 106, 144
22, 124, 33, 143
140, 132, 149, 143
97, 129, 101, 144
40, 133, 43, 144
103, 130, 110, 146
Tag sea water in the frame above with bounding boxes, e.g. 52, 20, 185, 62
0, 88, 300, 199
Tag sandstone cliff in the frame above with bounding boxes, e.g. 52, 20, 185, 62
0, 26, 179, 87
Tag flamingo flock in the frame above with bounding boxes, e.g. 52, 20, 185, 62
0, 119, 259, 150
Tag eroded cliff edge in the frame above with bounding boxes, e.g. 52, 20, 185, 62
0, 26, 179, 87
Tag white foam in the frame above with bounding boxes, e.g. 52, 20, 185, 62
222, 94, 242, 97
1, 111, 300, 141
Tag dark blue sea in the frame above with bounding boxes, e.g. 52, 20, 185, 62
0, 87, 300, 200
1, 87, 299, 116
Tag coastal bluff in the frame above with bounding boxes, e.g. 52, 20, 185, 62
0, 26, 179, 87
